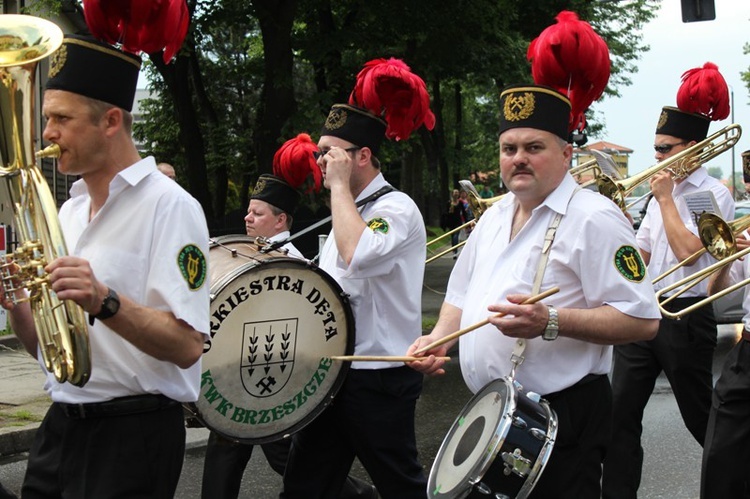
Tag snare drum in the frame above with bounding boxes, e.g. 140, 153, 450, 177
428, 377, 557, 499
193, 235, 354, 444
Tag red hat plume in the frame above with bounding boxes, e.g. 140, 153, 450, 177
349, 58, 436, 141
527, 10, 611, 133
83, 0, 190, 63
676, 62, 730, 121
272, 134, 322, 193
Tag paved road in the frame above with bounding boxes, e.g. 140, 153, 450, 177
0, 254, 740, 498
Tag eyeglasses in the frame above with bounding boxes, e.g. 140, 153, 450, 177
312, 147, 360, 160
654, 142, 687, 154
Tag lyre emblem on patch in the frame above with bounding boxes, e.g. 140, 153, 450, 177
657, 110, 668, 130
241, 319, 297, 397
614, 245, 646, 283
325, 108, 347, 130
48, 45, 67, 79
177, 244, 207, 290
503, 92, 535, 122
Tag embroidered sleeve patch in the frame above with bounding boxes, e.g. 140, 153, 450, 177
367, 218, 389, 234
178, 244, 207, 290
614, 245, 646, 282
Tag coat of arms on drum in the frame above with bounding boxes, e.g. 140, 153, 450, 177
241, 318, 297, 397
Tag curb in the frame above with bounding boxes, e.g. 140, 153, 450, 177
0, 423, 39, 458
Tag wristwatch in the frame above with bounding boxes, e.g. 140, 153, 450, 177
89, 288, 120, 325
542, 305, 559, 341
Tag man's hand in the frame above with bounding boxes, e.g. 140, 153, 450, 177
45, 256, 108, 315
650, 170, 675, 202
487, 294, 549, 339
406, 335, 449, 376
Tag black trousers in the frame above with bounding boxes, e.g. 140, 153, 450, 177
701, 336, 750, 498
603, 299, 717, 499
281, 366, 427, 499
22, 401, 186, 498
528, 374, 612, 499
201, 431, 375, 498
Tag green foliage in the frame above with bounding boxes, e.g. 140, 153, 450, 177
707, 166, 723, 180
133, 0, 659, 226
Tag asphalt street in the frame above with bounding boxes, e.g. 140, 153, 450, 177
0, 251, 741, 498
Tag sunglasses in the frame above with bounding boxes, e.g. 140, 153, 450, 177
312, 147, 360, 160
653, 142, 687, 154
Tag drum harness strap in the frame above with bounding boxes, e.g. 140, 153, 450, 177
260, 185, 396, 256
508, 187, 580, 381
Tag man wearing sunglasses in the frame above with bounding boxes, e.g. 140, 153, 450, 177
603, 63, 734, 499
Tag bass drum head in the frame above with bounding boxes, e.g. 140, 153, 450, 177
428, 378, 514, 498
196, 239, 354, 444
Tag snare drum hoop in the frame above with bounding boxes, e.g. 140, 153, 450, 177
197, 235, 355, 444
517, 399, 558, 498
428, 377, 515, 498
208, 235, 283, 294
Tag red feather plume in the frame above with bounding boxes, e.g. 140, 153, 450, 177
83, 0, 189, 63
349, 58, 436, 141
272, 134, 323, 193
676, 62, 730, 121
527, 10, 611, 133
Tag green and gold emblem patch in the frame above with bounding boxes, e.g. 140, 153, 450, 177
614, 245, 646, 282
178, 244, 207, 290
367, 218, 389, 234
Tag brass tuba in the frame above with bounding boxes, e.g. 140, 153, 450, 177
0, 15, 90, 386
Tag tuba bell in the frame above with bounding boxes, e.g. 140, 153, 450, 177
0, 15, 91, 386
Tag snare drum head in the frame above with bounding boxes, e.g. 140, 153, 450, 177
429, 378, 514, 498
196, 236, 354, 444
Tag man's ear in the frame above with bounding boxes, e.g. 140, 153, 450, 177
103, 107, 123, 136
359, 146, 372, 166
276, 212, 288, 230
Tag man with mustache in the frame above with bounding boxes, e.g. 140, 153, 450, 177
408, 84, 661, 498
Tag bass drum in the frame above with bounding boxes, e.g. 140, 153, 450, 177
194, 235, 354, 444
428, 377, 557, 499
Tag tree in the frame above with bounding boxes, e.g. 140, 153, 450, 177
36, 0, 660, 232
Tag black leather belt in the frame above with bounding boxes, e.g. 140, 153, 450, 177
57, 394, 178, 419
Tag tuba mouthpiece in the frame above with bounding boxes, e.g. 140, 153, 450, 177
35, 143, 60, 159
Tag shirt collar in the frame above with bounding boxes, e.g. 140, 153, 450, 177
538, 173, 578, 215
69, 156, 157, 198
354, 172, 390, 203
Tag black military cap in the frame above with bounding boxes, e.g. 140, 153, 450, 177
320, 104, 388, 155
655, 106, 711, 143
499, 85, 571, 141
46, 34, 141, 112
251, 174, 301, 215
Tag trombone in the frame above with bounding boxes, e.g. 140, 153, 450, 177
596, 123, 741, 210
655, 212, 750, 319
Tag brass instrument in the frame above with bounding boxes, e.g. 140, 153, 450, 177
655, 212, 750, 319
0, 15, 90, 386
596, 123, 741, 210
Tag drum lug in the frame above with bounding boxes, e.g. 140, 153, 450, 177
529, 427, 547, 441
526, 390, 541, 403
511, 415, 528, 430
501, 447, 532, 478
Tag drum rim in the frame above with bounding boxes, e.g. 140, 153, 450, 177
427, 377, 515, 497
517, 399, 558, 497
197, 237, 357, 444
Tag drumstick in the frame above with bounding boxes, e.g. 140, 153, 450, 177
413, 286, 560, 355
330, 355, 451, 362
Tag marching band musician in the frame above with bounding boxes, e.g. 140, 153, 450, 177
602, 63, 734, 499
702, 187, 750, 497
2, 35, 210, 498
201, 140, 376, 498
280, 58, 435, 498
407, 82, 661, 499
409, 12, 661, 499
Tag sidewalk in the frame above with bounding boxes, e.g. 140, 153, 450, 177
0, 252, 455, 459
